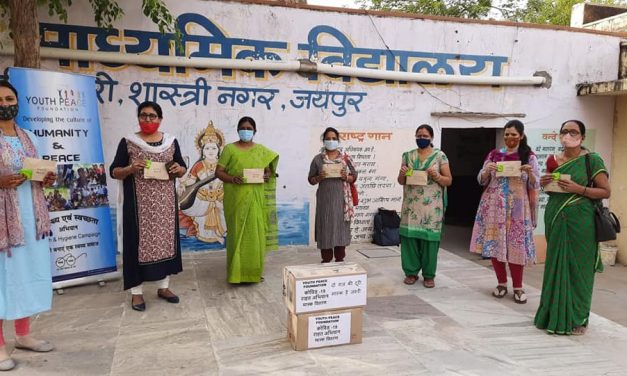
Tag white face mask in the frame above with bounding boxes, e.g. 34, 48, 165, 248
560, 133, 582, 148
323, 140, 339, 151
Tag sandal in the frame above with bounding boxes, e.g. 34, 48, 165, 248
403, 275, 418, 285
492, 285, 508, 298
572, 326, 587, 336
513, 289, 527, 304
423, 278, 435, 288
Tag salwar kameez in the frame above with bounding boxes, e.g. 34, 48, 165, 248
308, 152, 357, 253
399, 149, 448, 279
400, 237, 439, 279
470, 149, 540, 266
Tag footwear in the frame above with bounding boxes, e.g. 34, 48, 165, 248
403, 275, 418, 285
492, 285, 508, 298
513, 289, 527, 304
15, 339, 54, 353
131, 295, 146, 311
0, 358, 15, 371
572, 326, 587, 336
157, 289, 180, 304
423, 278, 435, 288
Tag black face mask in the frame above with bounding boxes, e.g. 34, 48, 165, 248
0, 104, 18, 121
416, 138, 431, 149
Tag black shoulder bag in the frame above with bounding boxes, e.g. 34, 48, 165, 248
585, 154, 621, 242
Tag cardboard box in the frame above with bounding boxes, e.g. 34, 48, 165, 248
287, 308, 363, 351
283, 262, 367, 314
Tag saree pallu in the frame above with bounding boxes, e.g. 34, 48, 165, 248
219, 143, 279, 283
534, 152, 606, 334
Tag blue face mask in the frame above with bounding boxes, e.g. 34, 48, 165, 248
238, 129, 254, 142
323, 140, 339, 151
416, 138, 431, 149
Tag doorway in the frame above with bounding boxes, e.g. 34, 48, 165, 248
440, 127, 499, 254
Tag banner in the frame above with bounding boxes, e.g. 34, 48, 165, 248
9, 67, 117, 283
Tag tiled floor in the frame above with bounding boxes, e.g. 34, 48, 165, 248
442, 224, 627, 326
5, 245, 627, 375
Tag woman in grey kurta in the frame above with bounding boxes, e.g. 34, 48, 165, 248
308, 127, 358, 263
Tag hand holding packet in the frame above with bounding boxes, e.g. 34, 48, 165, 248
243, 168, 264, 183
144, 160, 169, 180
405, 169, 428, 186
322, 163, 343, 178
20, 158, 57, 181
495, 161, 521, 177
544, 173, 571, 193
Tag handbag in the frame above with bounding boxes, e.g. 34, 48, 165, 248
585, 154, 621, 242
343, 154, 358, 206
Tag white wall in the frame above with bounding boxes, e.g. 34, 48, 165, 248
0, 0, 620, 249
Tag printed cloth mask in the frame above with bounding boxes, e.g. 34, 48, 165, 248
505, 138, 519, 149
324, 140, 339, 151
0, 104, 19, 121
238, 129, 254, 142
416, 138, 431, 149
139, 121, 160, 135
560, 133, 582, 148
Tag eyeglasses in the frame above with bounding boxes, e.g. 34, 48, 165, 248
139, 113, 158, 121
559, 130, 580, 137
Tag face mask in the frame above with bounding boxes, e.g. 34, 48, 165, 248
238, 129, 254, 142
416, 138, 431, 149
323, 140, 339, 151
560, 134, 582, 148
505, 138, 519, 149
0, 104, 19, 121
139, 121, 160, 135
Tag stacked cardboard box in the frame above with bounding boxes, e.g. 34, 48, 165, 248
283, 262, 367, 351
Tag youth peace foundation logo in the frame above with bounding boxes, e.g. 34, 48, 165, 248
26, 86, 87, 113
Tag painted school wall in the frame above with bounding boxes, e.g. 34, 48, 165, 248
0, 0, 620, 252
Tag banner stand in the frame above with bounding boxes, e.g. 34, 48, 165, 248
53, 270, 122, 293
9, 67, 120, 290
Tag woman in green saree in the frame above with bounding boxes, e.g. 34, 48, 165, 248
215, 117, 279, 284
534, 120, 611, 335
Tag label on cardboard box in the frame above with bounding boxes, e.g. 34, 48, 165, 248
295, 274, 367, 313
284, 263, 368, 314
308, 312, 351, 348
287, 307, 363, 351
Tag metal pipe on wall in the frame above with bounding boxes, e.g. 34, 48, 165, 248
0, 46, 547, 87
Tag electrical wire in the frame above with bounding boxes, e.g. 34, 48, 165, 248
364, 10, 471, 113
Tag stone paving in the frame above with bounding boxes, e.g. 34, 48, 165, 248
5, 246, 627, 375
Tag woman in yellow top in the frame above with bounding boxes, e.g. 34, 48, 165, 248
215, 117, 279, 283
